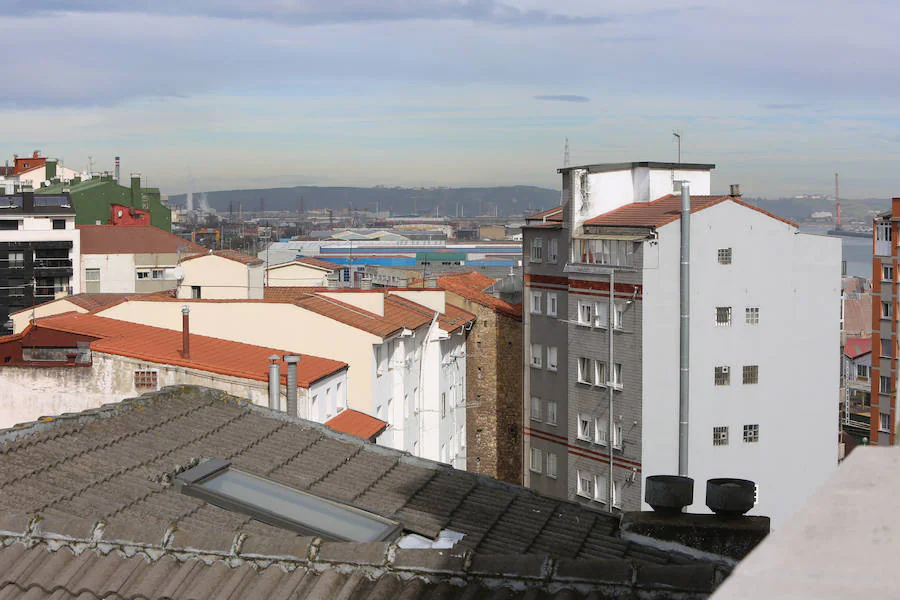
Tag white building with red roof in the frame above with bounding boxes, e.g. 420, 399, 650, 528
523, 161, 840, 527
179, 250, 265, 300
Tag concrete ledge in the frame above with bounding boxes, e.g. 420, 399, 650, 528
621, 511, 769, 561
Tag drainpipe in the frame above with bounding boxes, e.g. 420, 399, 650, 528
608, 269, 615, 507
180, 306, 190, 359
284, 355, 300, 417
268, 355, 281, 410
678, 182, 691, 477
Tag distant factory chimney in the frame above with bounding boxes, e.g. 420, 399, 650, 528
114, 156, 120, 184
729, 184, 741, 198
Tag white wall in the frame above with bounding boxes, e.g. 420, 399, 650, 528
267, 263, 330, 287
81, 254, 135, 292
10, 298, 88, 333
178, 255, 257, 299
641, 200, 840, 528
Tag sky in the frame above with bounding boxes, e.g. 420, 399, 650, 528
2, 0, 900, 198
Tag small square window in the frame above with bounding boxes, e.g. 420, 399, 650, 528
52, 219, 66, 230
742, 365, 759, 385
136, 270, 149, 280
134, 370, 158, 389
191, 286, 202, 299
743, 424, 759, 443
717, 248, 732, 264
716, 306, 732, 326
530, 447, 543, 473
745, 307, 759, 325
84, 268, 100, 282
151, 269, 165, 280
713, 426, 729, 446
715, 366, 731, 386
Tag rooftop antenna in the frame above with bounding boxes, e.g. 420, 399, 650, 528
563, 137, 570, 167
672, 130, 682, 164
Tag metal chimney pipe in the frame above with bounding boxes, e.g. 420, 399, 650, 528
678, 181, 691, 478
181, 306, 190, 359
284, 355, 300, 416
268, 355, 281, 410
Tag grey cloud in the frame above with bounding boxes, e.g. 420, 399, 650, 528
534, 95, 591, 103
5, 0, 613, 26
761, 103, 811, 110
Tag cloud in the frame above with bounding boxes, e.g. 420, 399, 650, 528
761, 103, 812, 110
534, 95, 591, 103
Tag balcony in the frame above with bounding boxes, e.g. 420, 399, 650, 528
34, 258, 72, 270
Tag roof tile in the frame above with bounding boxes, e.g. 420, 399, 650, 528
584, 194, 798, 228
182, 249, 264, 266
77, 225, 205, 255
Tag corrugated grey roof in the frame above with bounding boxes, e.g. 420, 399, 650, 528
0, 386, 728, 598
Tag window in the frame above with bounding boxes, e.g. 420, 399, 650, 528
716, 306, 733, 326
713, 426, 729, 446
530, 237, 543, 262
612, 363, 623, 388
578, 301, 593, 326
884, 265, 894, 282
191, 286, 202, 299
546, 400, 557, 425
5, 251, 24, 269
549, 238, 559, 263
578, 239, 634, 266
715, 366, 731, 386
613, 424, 623, 449
717, 248, 732, 264
742, 365, 759, 385
882, 302, 892, 319
530, 343, 542, 368
530, 291, 542, 314
594, 302, 609, 328
530, 396, 542, 421
877, 221, 893, 242
84, 268, 100, 282
530, 447, 543, 473
594, 360, 608, 386
151, 269, 164, 280
745, 307, 759, 325
136, 270, 149, 280
546, 452, 557, 478
577, 470, 593, 498
857, 364, 869, 380
593, 474, 608, 503
176, 459, 401, 542
613, 480, 623, 508
134, 370, 158, 389
52, 219, 66, 230
743, 424, 759, 443
613, 304, 625, 329
879, 413, 891, 432
547, 292, 558, 317
881, 376, 892, 394
595, 418, 609, 446
577, 357, 593, 384
0, 220, 20, 230
577, 415, 592, 441
547, 346, 558, 371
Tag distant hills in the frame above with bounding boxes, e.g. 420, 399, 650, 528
167, 186, 561, 218
745, 197, 888, 223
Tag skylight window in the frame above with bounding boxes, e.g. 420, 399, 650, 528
176, 459, 402, 542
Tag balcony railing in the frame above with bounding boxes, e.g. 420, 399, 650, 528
34, 258, 72, 269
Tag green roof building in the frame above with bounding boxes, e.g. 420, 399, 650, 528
42, 174, 170, 231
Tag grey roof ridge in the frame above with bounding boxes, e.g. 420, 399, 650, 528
0, 525, 726, 596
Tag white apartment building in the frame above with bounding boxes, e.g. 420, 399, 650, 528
523, 161, 840, 527
0, 191, 80, 334
24, 286, 474, 468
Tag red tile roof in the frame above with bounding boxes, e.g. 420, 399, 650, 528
436, 271, 522, 320
325, 409, 388, 440
584, 195, 798, 228
525, 206, 563, 222
32, 313, 347, 387
293, 257, 345, 271
65, 293, 138, 312
844, 336, 872, 359
843, 296, 872, 337
78, 225, 205, 255
183, 249, 264, 266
